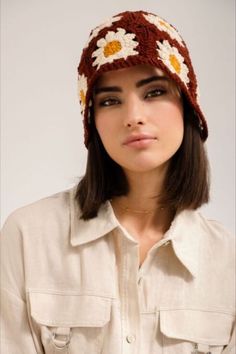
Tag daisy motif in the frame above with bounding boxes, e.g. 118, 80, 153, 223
156, 40, 190, 85
144, 13, 184, 46
86, 15, 122, 47
92, 28, 139, 69
77, 73, 88, 114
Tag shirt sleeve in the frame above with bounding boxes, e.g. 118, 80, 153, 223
0, 213, 42, 354
222, 321, 235, 354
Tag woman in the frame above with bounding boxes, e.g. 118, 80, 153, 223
1, 10, 235, 354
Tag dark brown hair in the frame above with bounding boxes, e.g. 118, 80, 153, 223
75, 97, 210, 220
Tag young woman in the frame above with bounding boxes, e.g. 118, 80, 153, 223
1, 10, 235, 354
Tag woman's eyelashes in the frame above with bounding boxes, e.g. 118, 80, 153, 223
99, 97, 121, 107
145, 87, 167, 99
97, 87, 168, 107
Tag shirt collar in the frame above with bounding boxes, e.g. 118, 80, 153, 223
164, 209, 201, 277
70, 187, 201, 277
70, 187, 119, 246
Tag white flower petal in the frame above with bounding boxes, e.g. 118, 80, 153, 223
106, 31, 116, 42
86, 15, 122, 47
96, 38, 106, 47
156, 40, 189, 85
92, 28, 139, 69
116, 28, 126, 35
144, 13, 184, 46
77, 74, 88, 114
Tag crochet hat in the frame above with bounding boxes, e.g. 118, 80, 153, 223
77, 10, 208, 147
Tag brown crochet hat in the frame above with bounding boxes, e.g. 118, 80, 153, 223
77, 10, 208, 147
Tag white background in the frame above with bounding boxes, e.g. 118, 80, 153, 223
1, 0, 235, 232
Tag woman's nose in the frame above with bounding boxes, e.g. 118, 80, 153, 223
123, 94, 146, 127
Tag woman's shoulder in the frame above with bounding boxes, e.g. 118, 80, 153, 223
1, 186, 77, 232
182, 209, 233, 237
198, 211, 233, 240
176, 209, 235, 256
184, 209, 235, 256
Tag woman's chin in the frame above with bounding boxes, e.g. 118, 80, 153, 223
121, 160, 170, 174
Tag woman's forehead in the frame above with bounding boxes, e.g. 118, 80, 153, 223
94, 64, 167, 87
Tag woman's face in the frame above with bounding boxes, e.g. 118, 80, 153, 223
93, 64, 184, 174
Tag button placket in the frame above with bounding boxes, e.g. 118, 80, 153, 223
138, 269, 143, 285
120, 236, 140, 353
163, 240, 171, 247
126, 334, 136, 343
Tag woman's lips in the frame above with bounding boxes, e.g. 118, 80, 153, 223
123, 134, 157, 148
124, 138, 156, 148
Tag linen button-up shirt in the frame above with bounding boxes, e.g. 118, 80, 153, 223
1, 187, 235, 354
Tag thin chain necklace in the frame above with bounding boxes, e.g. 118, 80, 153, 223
110, 199, 163, 214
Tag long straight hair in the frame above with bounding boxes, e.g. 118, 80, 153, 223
75, 98, 210, 220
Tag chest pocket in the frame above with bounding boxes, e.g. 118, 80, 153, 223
29, 292, 112, 354
159, 308, 234, 354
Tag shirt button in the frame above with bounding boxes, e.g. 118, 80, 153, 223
126, 334, 136, 343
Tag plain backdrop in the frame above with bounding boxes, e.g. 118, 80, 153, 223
1, 0, 235, 232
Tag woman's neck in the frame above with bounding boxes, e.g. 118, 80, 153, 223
110, 167, 174, 234
117, 167, 166, 208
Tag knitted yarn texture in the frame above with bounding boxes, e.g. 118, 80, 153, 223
77, 10, 208, 147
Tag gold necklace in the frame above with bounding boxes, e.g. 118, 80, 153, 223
111, 199, 163, 214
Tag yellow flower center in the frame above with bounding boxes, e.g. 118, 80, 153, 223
80, 90, 86, 106
104, 40, 122, 57
169, 54, 181, 74
159, 20, 171, 30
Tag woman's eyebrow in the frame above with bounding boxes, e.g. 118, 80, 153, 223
94, 86, 122, 95
136, 75, 169, 88
94, 75, 169, 95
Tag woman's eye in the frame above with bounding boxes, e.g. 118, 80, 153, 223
145, 88, 166, 98
99, 98, 120, 107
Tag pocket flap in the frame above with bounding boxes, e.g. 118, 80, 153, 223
29, 292, 111, 327
160, 309, 234, 345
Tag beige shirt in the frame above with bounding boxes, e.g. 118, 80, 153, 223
1, 187, 235, 354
